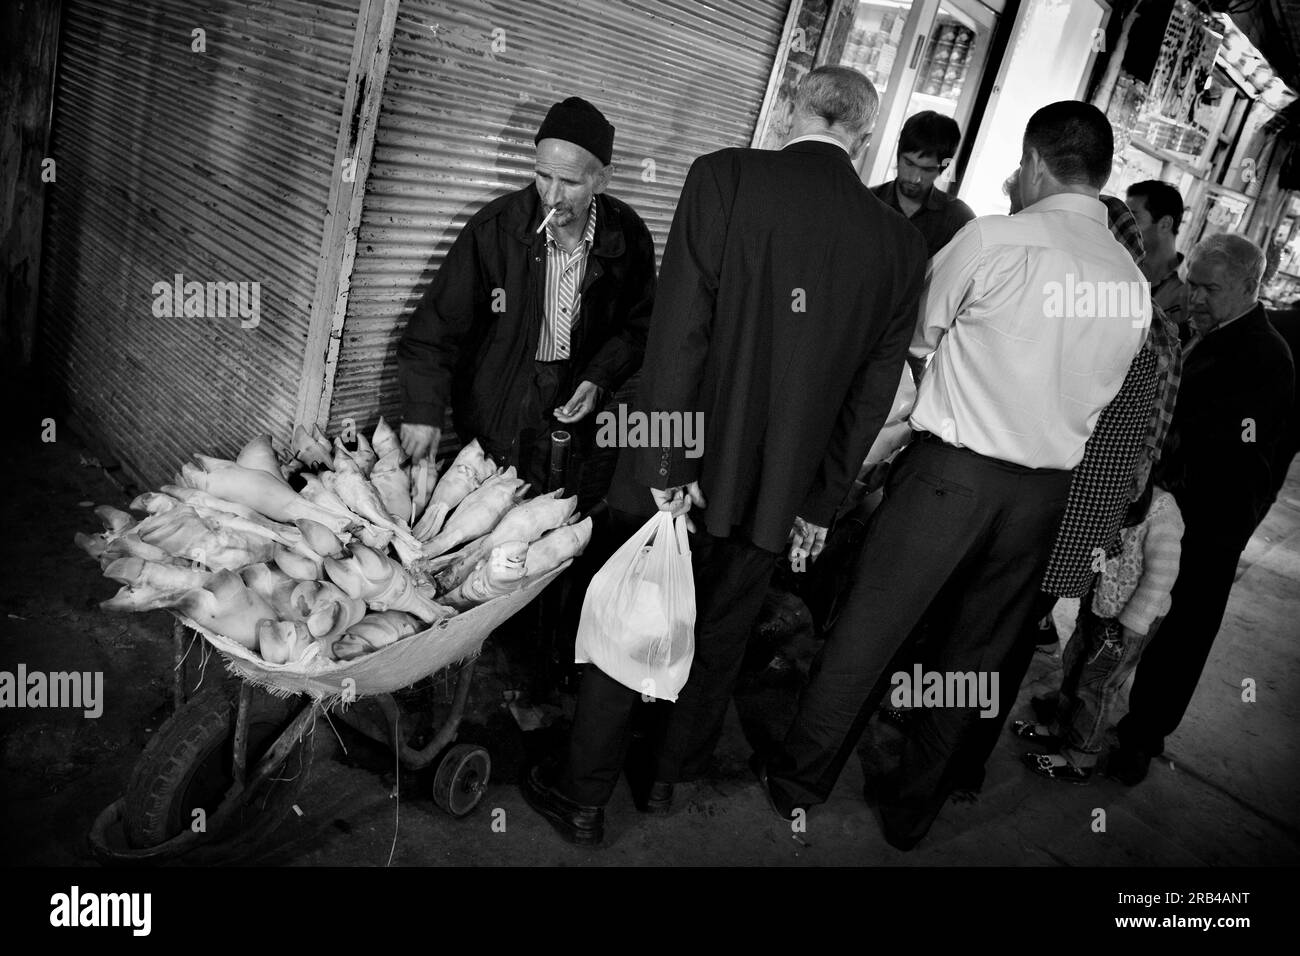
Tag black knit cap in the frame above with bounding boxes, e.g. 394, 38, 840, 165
534, 96, 615, 165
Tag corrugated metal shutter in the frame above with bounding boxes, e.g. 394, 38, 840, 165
327, 0, 789, 437
40, 0, 359, 487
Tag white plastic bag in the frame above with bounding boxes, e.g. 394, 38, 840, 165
574, 511, 696, 702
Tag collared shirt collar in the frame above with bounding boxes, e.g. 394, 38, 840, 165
784, 133, 850, 154
545, 197, 597, 251
1018, 192, 1109, 224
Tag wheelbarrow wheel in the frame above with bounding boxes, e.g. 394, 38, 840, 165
432, 744, 491, 817
122, 685, 313, 855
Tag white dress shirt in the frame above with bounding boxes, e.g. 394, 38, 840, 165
782, 133, 851, 154
910, 192, 1150, 470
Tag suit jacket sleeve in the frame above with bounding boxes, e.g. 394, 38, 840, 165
576, 215, 656, 395
396, 221, 485, 427
631, 155, 730, 489
799, 235, 927, 525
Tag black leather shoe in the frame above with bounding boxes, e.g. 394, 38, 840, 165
645, 781, 674, 816
1105, 746, 1151, 786
1010, 719, 1060, 749
749, 754, 799, 823
1022, 752, 1092, 784
519, 765, 605, 846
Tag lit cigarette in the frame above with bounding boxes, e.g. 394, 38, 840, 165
536, 207, 557, 234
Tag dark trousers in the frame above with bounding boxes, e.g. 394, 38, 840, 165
558, 527, 778, 806
766, 439, 1071, 842
949, 589, 1058, 791
1116, 518, 1247, 757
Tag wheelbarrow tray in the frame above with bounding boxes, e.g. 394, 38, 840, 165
176, 563, 570, 704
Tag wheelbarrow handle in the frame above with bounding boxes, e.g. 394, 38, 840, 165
547, 430, 571, 495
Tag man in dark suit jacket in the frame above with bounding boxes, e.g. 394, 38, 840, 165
1264, 306, 1300, 502
520, 66, 927, 846
1112, 234, 1295, 784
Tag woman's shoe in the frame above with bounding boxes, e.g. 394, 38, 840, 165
1010, 719, 1060, 749
1021, 752, 1092, 784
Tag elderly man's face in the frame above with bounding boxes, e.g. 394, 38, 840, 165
1185, 255, 1256, 334
535, 139, 607, 228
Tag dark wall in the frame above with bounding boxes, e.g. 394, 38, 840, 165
1, 0, 61, 365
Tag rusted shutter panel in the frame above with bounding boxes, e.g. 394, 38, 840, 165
40, 0, 358, 487
327, 0, 788, 439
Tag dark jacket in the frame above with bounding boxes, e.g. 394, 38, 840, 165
1156, 304, 1295, 544
1266, 307, 1300, 502
607, 141, 927, 552
870, 180, 975, 257
397, 185, 655, 461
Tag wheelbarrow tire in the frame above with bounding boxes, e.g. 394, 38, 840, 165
432, 744, 491, 817
122, 685, 312, 855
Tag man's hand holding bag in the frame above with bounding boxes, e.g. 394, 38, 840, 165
574, 511, 696, 701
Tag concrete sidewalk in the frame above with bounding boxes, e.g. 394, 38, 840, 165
3, 428, 1297, 867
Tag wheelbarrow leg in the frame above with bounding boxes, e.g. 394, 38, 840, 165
231, 682, 253, 787
371, 659, 479, 770
172, 621, 187, 711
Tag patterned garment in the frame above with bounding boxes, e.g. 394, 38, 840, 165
1101, 194, 1144, 264
1092, 488, 1183, 633
1129, 302, 1183, 499
1041, 347, 1160, 598
535, 198, 598, 362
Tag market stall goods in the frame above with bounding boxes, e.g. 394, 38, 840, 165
412, 439, 496, 541
522, 517, 593, 582
441, 541, 530, 610
331, 610, 422, 661
419, 467, 529, 558
427, 490, 578, 591
371, 416, 401, 460
80, 424, 589, 665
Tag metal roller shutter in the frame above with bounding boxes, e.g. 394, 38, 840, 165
40, 0, 359, 487
327, 0, 789, 437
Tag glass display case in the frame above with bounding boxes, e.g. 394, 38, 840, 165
826, 0, 998, 189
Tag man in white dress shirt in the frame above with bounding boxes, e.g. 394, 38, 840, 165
759, 101, 1149, 849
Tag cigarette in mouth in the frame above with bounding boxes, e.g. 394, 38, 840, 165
536, 207, 557, 234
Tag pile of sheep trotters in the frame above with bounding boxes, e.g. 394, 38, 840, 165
76, 419, 591, 666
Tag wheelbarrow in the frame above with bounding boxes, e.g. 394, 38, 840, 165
88, 563, 570, 865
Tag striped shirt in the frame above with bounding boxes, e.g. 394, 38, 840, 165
536, 198, 597, 362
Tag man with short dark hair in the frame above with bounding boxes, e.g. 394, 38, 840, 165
1111, 234, 1295, 785
761, 101, 1148, 849
397, 97, 655, 498
871, 110, 975, 256
520, 66, 927, 846
1127, 180, 1188, 336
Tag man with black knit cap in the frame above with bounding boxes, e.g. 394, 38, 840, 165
397, 96, 655, 498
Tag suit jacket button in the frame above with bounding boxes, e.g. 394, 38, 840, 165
659, 467, 669, 476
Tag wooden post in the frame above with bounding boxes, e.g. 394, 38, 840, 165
294, 0, 401, 432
